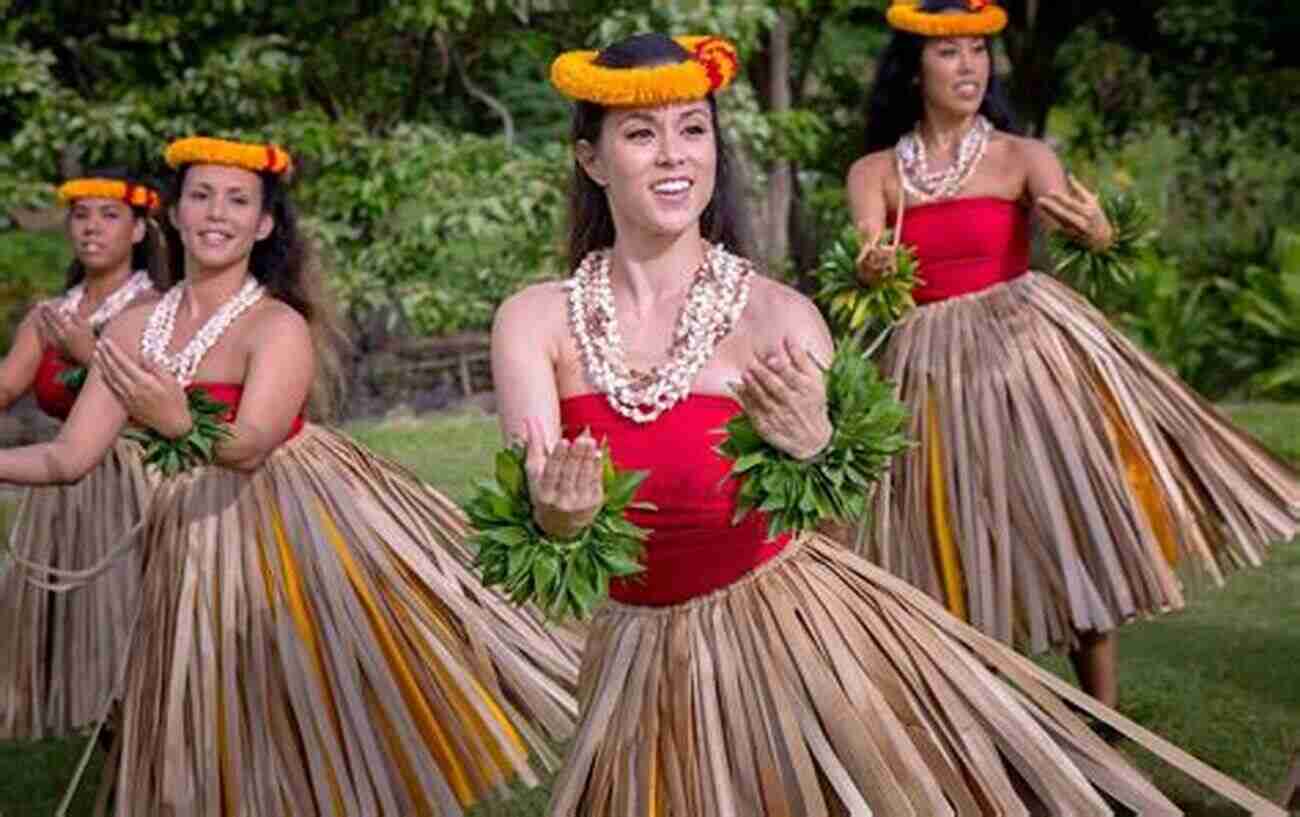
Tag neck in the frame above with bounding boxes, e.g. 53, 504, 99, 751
608, 227, 707, 316
918, 108, 979, 155
182, 261, 253, 319
81, 263, 135, 303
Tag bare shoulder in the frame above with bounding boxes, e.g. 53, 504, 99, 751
846, 148, 895, 187
1000, 133, 1058, 165
494, 280, 568, 335
248, 297, 310, 343
745, 274, 826, 338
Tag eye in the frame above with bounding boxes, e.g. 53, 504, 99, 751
188, 189, 208, 201
624, 128, 653, 142
232, 195, 251, 206
684, 123, 708, 137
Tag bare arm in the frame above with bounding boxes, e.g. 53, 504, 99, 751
491, 284, 604, 537
1022, 139, 1114, 250
212, 307, 315, 471
0, 310, 49, 411
846, 151, 892, 241
0, 359, 128, 485
491, 284, 564, 452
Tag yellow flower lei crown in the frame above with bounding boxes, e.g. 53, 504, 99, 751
550, 35, 740, 106
164, 136, 294, 177
56, 178, 160, 211
886, 0, 1008, 36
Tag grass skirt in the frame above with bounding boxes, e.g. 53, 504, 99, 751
864, 273, 1300, 653
104, 425, 579, 816
549, 534, 1283, 816
0, 438, 154, 739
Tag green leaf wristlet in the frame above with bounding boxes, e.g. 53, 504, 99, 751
466, 445, 653, 621
718, 341, 912, 539
1049, 188, 1155, 302
124, 388, 233, 477
814, 224, 921, 336
55, 365, 88, 393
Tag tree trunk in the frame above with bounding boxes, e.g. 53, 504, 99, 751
764, 9, 793, 270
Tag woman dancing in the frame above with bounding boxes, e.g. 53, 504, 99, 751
846, 0, 1300, 705
0, 137, 578, 816
0, 170, 169, 739
492, 30, 1284, 816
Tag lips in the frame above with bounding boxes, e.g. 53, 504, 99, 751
954, 81, 982, 97
78, 242, 106, 254
197, 229, 234, 247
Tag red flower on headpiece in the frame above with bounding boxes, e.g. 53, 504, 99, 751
692, 37, 739, 91
968, 0, 992, 9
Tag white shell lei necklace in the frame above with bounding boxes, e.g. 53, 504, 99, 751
896, 114, 992, 203
568, 243, 753, 424
60, 270, 154, 331
140, 278, 265, 386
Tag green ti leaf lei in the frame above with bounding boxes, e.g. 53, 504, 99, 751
718, 340, 912, 539
1049, 187, 1155, 303
55, 365, 88, 393
466, 445, 653, 621
814, 223, 921, 337
124, 389, 233, 477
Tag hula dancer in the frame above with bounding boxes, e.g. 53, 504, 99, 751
485, 31, 1285, 816
0, 170, 169, 739
845, 0, 1300, 705
0, 137, 578, 816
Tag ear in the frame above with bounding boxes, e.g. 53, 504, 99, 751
168, 204, 180, 231
575, 140, 607, 188
255, 210, 275, 241
131, 216, 147, 245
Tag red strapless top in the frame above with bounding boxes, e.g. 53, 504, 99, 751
895, 197, 1031, 304
561, 394, 791, 606
33, 346, 78, 420
188, 382, 305, 440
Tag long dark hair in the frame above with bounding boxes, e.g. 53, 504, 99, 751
62, 167, 173, 293
164, 163, 347, 418
863, 0, 1020, 154
566, 33, 755, 270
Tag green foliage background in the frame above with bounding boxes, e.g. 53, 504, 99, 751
1, 0, 1298, 397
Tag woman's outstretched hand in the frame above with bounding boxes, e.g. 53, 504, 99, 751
94, 338, 193, 439
37, 304, 97, 365
855, 229, 895, 286
523, 416, 604, 539
1038, 175, 1114, 251
732, 338, 833, 461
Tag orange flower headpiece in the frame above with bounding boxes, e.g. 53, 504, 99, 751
164, 136, 293, 178
56, 178, 161, 211
886, 0, 1008, 37
550, 35, 740, 106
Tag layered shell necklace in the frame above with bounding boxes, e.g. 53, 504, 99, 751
140, 278, 265, 386
60, 270, 154, 332
569, 243, 753, 424
896, 114, 992, 203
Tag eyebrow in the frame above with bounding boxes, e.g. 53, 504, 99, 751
615, 106, 710, 127
189, 181, 252, 195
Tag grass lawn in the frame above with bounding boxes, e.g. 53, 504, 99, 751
1, 405, 1297, 816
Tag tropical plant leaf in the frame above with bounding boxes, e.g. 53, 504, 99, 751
1049, 187, 1156, 303
717, 340, 912, 537
130, 388, 234, 477
465, 444, 652, 621
813, 224, 921, 339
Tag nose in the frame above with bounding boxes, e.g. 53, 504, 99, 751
206, 194, 227, 221
656, 132, 684, 167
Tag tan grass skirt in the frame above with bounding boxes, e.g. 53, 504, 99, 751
0, 438, 154, 739
549, 534, 1284, 817
103, 425, 580, 817
863, 272, 1300, 653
